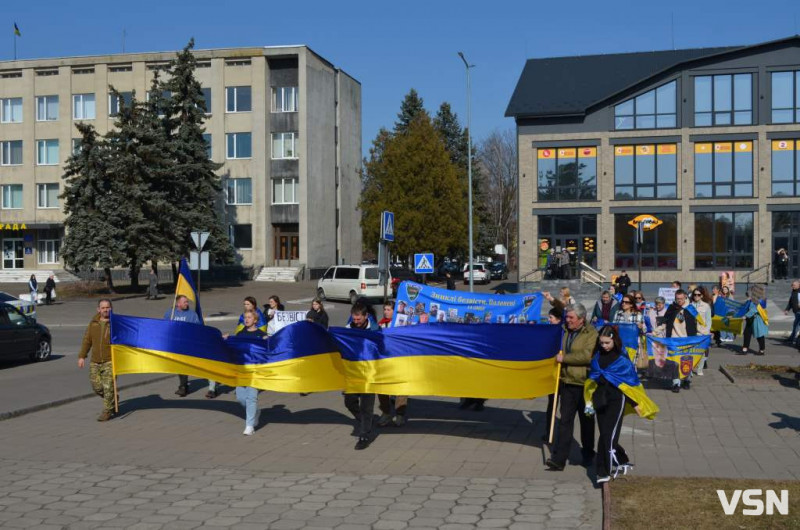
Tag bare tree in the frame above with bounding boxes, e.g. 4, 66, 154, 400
477, 129, 518, 261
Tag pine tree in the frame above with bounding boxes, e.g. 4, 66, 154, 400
60, 123, 122, 291
164, 38, 233, 269
394, 89, 426, 134
433, 102, 467, 168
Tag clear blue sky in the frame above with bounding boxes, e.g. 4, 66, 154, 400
6, 0, 799, 154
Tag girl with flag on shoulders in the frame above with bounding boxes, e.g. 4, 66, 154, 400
584, 325, 658, 484
235, 297, 267, 334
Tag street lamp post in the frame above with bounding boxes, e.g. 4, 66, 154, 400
458, 51, 475, 292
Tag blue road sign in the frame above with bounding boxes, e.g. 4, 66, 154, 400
381, 211, 395, 242
414, 253, 434, 274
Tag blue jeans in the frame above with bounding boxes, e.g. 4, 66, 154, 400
789, 312, 800, 343
235, 387, 259, 427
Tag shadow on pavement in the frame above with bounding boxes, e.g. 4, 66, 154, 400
768, 412, 800, 431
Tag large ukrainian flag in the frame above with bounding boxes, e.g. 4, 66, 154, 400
111, 316, 563, 399
174, 258, 203, 323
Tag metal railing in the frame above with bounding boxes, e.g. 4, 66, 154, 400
579, 262, 606, 291
742, 262, 771, 294
518, 267, 545, 292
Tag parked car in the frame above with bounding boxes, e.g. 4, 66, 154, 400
0, 302, 51, 362
462, 263, 489, 285
317, 265, 391, 304
489, 262, 509, 280
390, 268, 422, 299
0, 292, 36, 321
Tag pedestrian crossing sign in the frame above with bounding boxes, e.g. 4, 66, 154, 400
414, 253, 434, 274
381, 211, 395, 242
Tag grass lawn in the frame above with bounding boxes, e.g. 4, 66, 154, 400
611, 477, 800, 529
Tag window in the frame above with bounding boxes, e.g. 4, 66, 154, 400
226, 133, 252, 159
335, 267, 360, 280
72, 67, 94, 75
1, 98, 22, 123
72, 93, 96, 120
614, 213, 678, 269
37, 183, 59, 209
772, 140, 800, 196
272, 87, 298, 112
72, 138, 82, 156
201, 87, 212, 114
536, 147, 596, 201
109, 64, 132, 73
694, 142, 753, 198
271, 132, 297, 159
615, 80, 677, 130
695, 212, 754, 269
225, 178, 252, 205
36, 140, 59, 166
36, 95, 59, 121
146, 90, 171, 117
272, 178, 298, 204
771, 71, 800, 123
614, 144, 677, 199
1, 184, 23, 209
694, 74, 752, 126
0, 71, 22, 78
35, 69, 58, 77
203, 134, 212, 159
225, 59, 251, 67
229, 224, 252, 249
538, 214, 597, 270
1, 141, 22, 166
37, 240, 60, 265
225, 86, 252, 112
108, 92, 133, 117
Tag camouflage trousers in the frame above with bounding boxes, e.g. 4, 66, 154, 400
89, 362, 115, 412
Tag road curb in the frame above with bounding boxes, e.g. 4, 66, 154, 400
0, 374, 173, 422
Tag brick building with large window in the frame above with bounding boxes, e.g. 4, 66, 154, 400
0, 45, 361, 275
507, 36, 800, 284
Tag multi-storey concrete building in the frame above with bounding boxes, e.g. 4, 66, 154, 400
0, 45, 362, 276
507, 36, 800, 285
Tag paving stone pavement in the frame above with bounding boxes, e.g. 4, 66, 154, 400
0, 459, 599, 529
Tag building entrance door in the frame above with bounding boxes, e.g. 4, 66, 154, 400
273, 224, 299, 264
773, 211, 800, 279
2, 239, 24, 269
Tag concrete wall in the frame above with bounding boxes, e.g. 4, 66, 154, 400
336, 70, 363, 265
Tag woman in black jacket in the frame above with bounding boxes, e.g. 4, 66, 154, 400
306, 298, 329, 329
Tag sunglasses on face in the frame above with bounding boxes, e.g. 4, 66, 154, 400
693, 293, 701, 297
635, 297, 643, 300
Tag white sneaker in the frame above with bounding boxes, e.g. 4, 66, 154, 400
243, 426, 255, 436
596, 476, 611, 484
697, 367, 704, 376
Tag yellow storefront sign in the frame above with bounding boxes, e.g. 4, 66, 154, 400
627, 214, 662, 231
1, 223, 27, 230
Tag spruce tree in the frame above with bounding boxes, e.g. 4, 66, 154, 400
164, 38, 233, 269
394, 89, 425, 134
60, 123, 121, 291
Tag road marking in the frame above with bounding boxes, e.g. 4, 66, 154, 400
286, 297, 314, 304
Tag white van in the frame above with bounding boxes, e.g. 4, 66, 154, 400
317, 265, 389, 304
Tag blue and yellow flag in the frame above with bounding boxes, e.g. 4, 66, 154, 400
175, 258, 202, 324
234, 307, 268, 334
646, 335, 710, 380
110, 315, 563, 399
584, 354, 658, 420
711, 315, 744, 334
13, 23, 20, 37
594, 321, 640, 362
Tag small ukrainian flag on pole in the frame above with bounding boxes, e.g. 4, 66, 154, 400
13, 23, 20, 36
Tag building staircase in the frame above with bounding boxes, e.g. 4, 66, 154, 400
0, 269, 81, 284
254, 266, 304, 283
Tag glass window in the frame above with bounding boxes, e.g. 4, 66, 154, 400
1, 97, 22, 123
72, 93, 95, 120
225, 178, 252, 205
72, 138, 82, 156
271, 132, 298, 159
229, 224, 252, 249
36, 139, 59, 165
537, 147, 596, 201
272, 87, 298, 112
614, 80, 677, 130
772, 140, 800, 196
203, 134, 212, 159
226, 133, 252, 159
201, 87, 212, 114
614, 144, 677, 199
538, 214, 598, 271
695, 212, 753, 269
225, 86, 252, 112
694, 74, 752, 126
272, 178, 298, 204
36, 95, 59, 121
614, 213, 678, 269
771, 71, 799, 123
694, 142, 752, 198
0, 140, 23, 166
335, 267, 360, 280
37, 240, 60, 265
37, 183, 59, 208
1, 184, 23, 209
108, 92, 133, 117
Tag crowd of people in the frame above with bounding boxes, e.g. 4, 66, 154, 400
73, 273, 792, 484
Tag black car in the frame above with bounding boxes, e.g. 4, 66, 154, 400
489, 262, 509, 280
0, 302, 52, 362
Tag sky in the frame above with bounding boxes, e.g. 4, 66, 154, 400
5, 0, 800, 155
